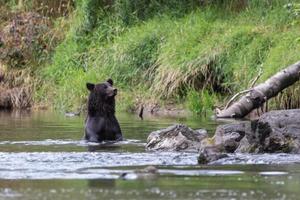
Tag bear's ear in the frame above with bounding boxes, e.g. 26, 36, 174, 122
86, 83, 95, 91
107, 78, 113, 86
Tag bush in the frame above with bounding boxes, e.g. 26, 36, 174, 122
0, 12, 52, 68
186, 89, 216, 115
38, 0, 300, 112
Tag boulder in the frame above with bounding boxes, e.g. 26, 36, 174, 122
145, 110, 300, 163
199, 109, 300, 163
255, 109, 300, 153
146, 124, 207, 152
213, 122, 251, 153
198, 145, 228, 164
235, 136, 253, 153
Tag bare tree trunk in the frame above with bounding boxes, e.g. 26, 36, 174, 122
216, 61, 300, 118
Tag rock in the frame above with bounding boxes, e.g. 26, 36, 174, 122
199, 109, 300, 164
198, 145, 228, 164
198, 121, 254, 163
120, 166, 158, 180
146, 124, 208, 152
214, 122, 251, 153
254, 109, 300, 153
141, 166, 158, 174
235, 136, 254, 153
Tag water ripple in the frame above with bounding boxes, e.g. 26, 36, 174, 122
0, 152, 198, 179
210, 153, 300, 165
0, 139, 145, 146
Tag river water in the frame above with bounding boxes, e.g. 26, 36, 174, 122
0, 111, 299, 200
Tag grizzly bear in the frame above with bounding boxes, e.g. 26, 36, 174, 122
84, 79, 123, 142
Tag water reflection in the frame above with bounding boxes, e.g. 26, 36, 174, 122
88, 179, 116, 188
87, 144, 122, 152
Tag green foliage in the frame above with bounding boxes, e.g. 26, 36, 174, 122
261, 30, 300, 80
37, 0, 300, 113
114, 0, 201, 25
186, 90, 202, 114
186, 89, 216, 115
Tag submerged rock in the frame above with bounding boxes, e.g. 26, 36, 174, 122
199, 109, 300, 163
146, 124, 207, 152
120, 166, 158, 180
198, 146, 228, 164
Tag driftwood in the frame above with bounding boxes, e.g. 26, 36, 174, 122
217, 61, 300, 118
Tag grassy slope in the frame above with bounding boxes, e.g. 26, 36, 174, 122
36, 0, 300, 113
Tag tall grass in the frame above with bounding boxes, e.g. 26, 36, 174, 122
37, 0, 300, 113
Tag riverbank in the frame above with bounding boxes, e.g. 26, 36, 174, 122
1, 0, 300, 114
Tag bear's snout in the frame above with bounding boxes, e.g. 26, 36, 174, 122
107, 87, 117, 97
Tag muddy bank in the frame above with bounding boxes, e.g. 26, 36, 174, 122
0, 66, 32, 109
0, 86, 32, 109
0, 88, 11, 109
0, 12, 52, 68
0, 11, 54, 110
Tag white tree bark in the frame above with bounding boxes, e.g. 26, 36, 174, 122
216, 61, 300, 118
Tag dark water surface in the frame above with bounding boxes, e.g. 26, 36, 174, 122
0, 111, 299, 200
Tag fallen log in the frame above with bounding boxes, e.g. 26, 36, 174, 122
216, 61, 300, 118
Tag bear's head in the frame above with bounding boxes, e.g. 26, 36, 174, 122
86, 79, 117, 100
86, 79, 117, 116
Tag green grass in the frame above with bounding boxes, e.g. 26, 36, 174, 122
186, 89, 217, 116
35, 0, 300, 113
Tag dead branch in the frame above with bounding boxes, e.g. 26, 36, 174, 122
217, 61, 300, 118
